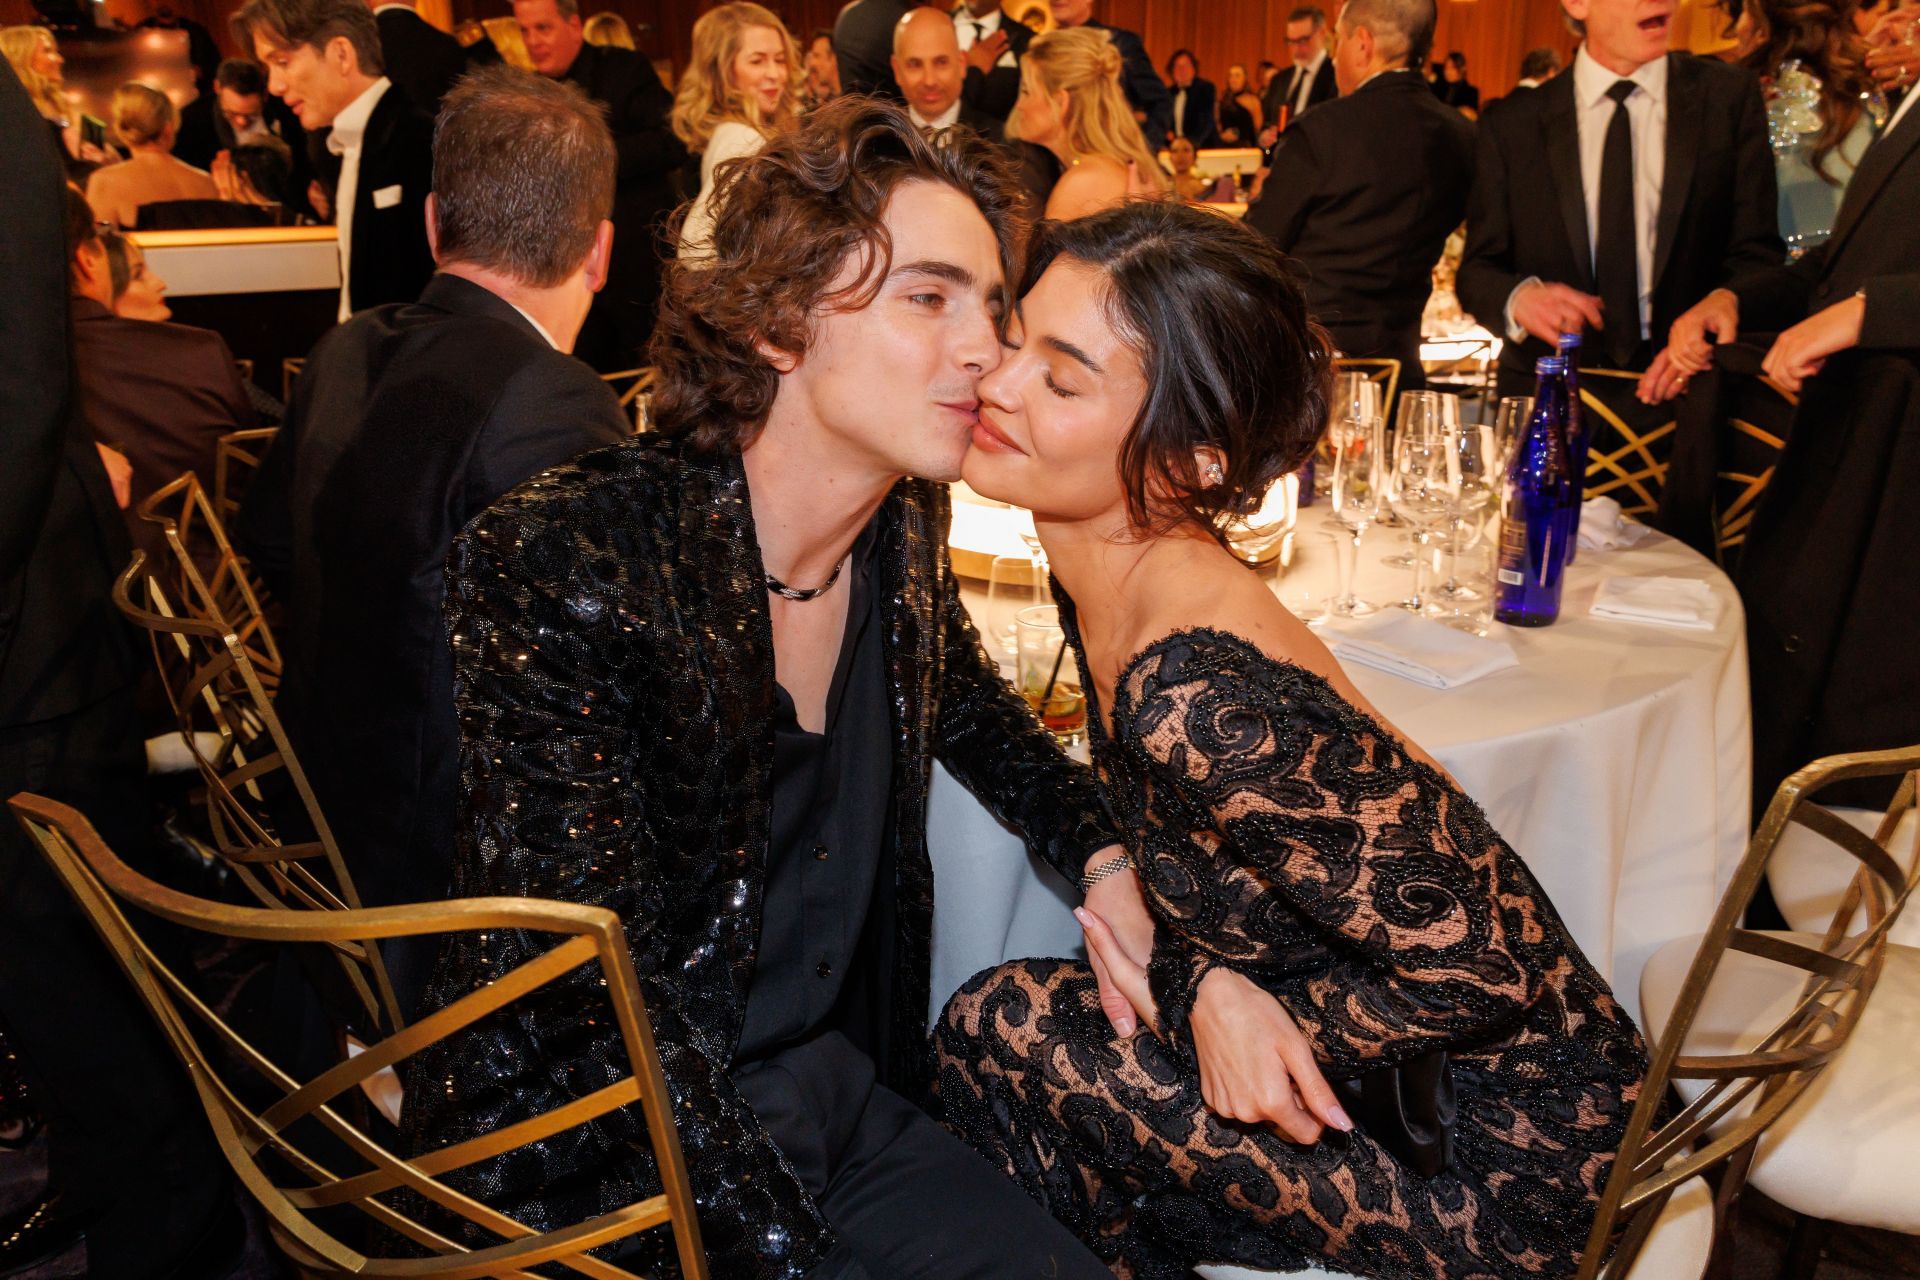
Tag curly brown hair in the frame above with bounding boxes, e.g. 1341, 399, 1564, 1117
648, 95, 1028, 452
1726, 0, 1869, 183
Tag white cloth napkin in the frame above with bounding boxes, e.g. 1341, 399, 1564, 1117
1589, 576, 1722, 630
1326, 610, 1521, 689
1578, 496, 1654, 551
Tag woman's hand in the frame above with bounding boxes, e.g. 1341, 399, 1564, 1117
1188, 967, 1351, 1145
1763, 292, 1864, 392
1865, 7, 1920, 93
1080, 848, 1154, 1037
95, 444, 132, 509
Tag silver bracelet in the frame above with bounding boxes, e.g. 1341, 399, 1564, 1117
1080, 851, 1133, 892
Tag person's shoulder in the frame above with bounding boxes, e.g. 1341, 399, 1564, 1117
457, 434, 683, 569
708, 119, 765, 155
1675, 50, 1763, 101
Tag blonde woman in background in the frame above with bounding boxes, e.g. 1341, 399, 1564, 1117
582, 11, 635, 50
1, 25, 105, 164
1010, 25, 1168, 220
670, 2, 801, 258
85, 83, 218, 227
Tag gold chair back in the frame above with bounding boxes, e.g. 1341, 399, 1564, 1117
1711, 374, 1796, 565
1576, 745, 1920, 1279
134, 472, 282, 690
112, 552, 401, 1039
214, 427, 282, 529
1575, 368, 1678, 517
598, 367, 658, 434
8, 794, 709, 1279
283, 357, 306, 404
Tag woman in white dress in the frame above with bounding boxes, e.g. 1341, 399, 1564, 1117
671, 2, 802, 260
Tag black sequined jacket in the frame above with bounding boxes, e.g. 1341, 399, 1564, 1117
400, 434, 1117, 1278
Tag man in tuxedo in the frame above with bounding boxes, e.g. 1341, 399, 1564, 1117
895, 5, 1003, 138
68, 197, 258, 555
1274, 5, 1338, 128
954, 0, 1029, 123
0, 73, 238, 1279
1456, 0, 1780, 398
367, 0, 467, 116
1166, 48, 1220, 148
237, 66, 630, 1017
514, 0, 684, 372
235, 0, 436, 322
1658, 81, 1920, 807
175, 57, 316, 214
1050, 0, 1172, 151
836, 0, 914, 98
1249, 0, 1473, 393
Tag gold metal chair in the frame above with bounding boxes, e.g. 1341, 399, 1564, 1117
283, 356, 307, 404
1579, 745, 1920, 1279
8, 793, 709, 1279
134, 472, 282, 691
598, 367, 658, 434
214, 426, 281, 529
1709, 376, 1796, 566
1575, 369, 1679, 517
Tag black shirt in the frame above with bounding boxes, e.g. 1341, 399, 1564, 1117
734, 519, 893, 1063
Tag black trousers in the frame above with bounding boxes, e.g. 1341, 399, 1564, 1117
0, 690, 229, 1274
731, 1033, 1112, 1280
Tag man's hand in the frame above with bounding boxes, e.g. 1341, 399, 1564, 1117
309, 179, 332, 222
1257, 123, 1280, 148
1636, 347, 1692, 404
1666, 288, 1741, 375
1079, 847, 1153, 1037
95, 444, 132, 509
1763, 293, 1864, 393
1188, 966, 1351, 1144
1510, 280, 1605, 346
1865, 7, 1920, 92
966, 28, 1009, 75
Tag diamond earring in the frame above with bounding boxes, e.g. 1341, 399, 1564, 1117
1205, 463, 1225, 485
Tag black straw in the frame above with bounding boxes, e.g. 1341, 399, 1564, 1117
1039, 638, 1068, 710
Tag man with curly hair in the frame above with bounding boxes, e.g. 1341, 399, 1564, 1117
402, 96, 1120, 1279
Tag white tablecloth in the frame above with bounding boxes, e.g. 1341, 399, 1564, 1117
927, 504, 1751, 1028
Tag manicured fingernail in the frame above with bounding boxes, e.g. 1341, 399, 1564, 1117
1329, 1106, 1354, 1132
1116, 1018, 1135, 1037
1073, 908, 1091, 927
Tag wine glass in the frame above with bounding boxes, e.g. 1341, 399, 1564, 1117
1493, 396, 1534, 475
1327, 408, 1384, 617
1382, 391, 1459, 569
1388, 424, 1455, 613
1433, 420, 1498, 605
984, 554, 1036, 666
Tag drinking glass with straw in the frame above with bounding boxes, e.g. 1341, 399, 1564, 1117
1015, 605, 1086, 745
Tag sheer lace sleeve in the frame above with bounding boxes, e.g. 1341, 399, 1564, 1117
1116, 631, 1543, 1072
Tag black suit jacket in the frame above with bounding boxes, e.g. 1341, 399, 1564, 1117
399, 433, 1116, 1278
314, 82, 437, 315
1249, 71, 1476, 376
237, 273, 629, 1013
557, 43, 686, 371
1085, 20, 1172, 151
835, 0, 914, 99
375, 7, 468, 117
0, 66, 138, 727
1278, 56, 1338, 121
174, 93, 316, 219
71, 299, 256, 556
1169, 75, 1219, 147
957, 7, 1031, 123
1458, 53, 1781, 389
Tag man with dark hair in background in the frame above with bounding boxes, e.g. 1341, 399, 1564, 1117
233, 0, 436, 319
0, 67, 240, 1280
1271, 5, 1338, 130
237, 65, 631, 1018
1514, 45, 1564, 90
1049, 0, 1173, 151
400, 95, 1122, 1280
175, 56, 316, 215
1250, 0, 1474, 395
511, 0, 683, 371
364, 0, 468, 116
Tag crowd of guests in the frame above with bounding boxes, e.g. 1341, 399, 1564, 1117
3, 0, 1920, 1276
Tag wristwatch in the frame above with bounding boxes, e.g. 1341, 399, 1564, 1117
1080, 850, 1133, 892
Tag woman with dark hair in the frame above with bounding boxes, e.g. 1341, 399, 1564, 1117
1726, 0, 1874, 255
1433, 50, 1479, 113
936, 200, 1649, 1279
1218, 61, 1263, 143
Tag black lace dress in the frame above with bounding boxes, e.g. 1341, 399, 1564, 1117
934, 620, 1649, 1280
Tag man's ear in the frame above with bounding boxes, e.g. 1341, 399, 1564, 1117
584, 218, 614, 293
327, 34, 359, 77
71, 243, 109, 297
424, 192, 441, 261
753, 335, 799, 374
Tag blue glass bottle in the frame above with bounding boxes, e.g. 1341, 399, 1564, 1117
1495, 356, 1575, 627
1556, 332, 1587, 564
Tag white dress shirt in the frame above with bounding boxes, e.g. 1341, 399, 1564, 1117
327, 75, 391, 322
953, 7, 1017, 68
1290, 49, 1327, 118
509, 300, 559, 349
909, 100, 964, 132
1173, 85, 1188, 136
1572, 44, 1667, 338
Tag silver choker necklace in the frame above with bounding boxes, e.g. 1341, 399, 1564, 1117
764, 559, 845, 602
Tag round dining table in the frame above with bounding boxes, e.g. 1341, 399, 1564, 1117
925, 491, 1751, 1029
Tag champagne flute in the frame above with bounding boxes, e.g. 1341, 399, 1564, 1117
1327, 408, 1384, 618
1388, 424, 1454, 613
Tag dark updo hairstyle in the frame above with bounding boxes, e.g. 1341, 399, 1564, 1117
1017, 200, 1331, 545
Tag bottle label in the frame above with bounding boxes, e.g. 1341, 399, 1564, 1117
1497, 568, 1524, 586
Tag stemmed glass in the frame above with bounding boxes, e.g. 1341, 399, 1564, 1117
1492, 396, 1534, 475
1382, 390, 1461, 569
1388, 422, 1455, 613
1432, 420, 1498, 605
1327, 406, 1385, 617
